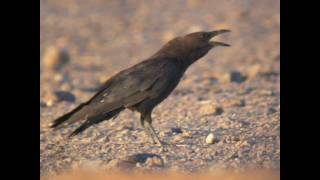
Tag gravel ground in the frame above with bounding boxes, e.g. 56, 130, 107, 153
40, 0, 280, 177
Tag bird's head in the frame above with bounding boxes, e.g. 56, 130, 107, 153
182, 29, 231, 64
155, 29, 231, 67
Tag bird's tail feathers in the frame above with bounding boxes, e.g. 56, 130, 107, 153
49, 102, 88, 129
68, 107, 124, 137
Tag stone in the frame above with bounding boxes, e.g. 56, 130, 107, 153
206, 133, 217, 144
182, 131, 193, 138
214, 106, 224, 116
230, 70, 247, 83
54, 90, 76, 102
199, 101, 223, 116
219, 70, 247, 84
42, 91, 59, 107
145, 156, 164, 167
43, 46, 70, 71
268, 107, 277, 114
171, 128, 183, 134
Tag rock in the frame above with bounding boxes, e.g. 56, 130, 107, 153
267, 107, 277, 114
239, 99, 246, 107
171, 128, 182, 134
182, 131, 193, 138
42, 91, 60, 107
43, 46, 70, 71
206, 133, 217, 144
230, 70, 247, 83
199, 101, 223, 116
219, 70, 247, 84
53, 73, 64, 82
60, 83, 73, 91
145, 156, 164, 167
54, 90, 76, 102
214, 106, 224, 116
40, 101, 47, 107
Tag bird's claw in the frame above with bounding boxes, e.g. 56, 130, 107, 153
160, 146, 168, 152
158, 141, 169, 152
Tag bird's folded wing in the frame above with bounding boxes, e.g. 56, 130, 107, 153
85, 58, 176, 113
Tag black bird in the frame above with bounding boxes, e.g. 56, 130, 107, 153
50, 29, 230, 149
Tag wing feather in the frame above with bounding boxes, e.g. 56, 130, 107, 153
84, 58, 175, 115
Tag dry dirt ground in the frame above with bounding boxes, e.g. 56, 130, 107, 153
40, 0, 280, 178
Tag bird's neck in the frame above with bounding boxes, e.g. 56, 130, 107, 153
151, 47, 195, 70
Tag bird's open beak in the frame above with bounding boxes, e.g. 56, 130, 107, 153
208, 29, 231, 47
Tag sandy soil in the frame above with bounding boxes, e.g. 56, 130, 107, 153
45, 169, 279, 180
40, 0, 280, 177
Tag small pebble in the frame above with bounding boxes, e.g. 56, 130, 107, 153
230, 70, 247, 83
219, 70, 247, 84
43, 46, 70, 71
145, 156, 164, 167
42, 91, 59, 107
182, 131, 193, 138
268, 107, 277, 114
171, 128, 183, 134
54, 90, 76, 102
206, 133, 217, 144
214, 106, 224, 116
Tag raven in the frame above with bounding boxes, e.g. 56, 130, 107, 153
50, 30, 230, 149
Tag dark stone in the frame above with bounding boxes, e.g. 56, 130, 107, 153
125, 153, 162, 164
268, 107, 277, 114
40, 101, 47, 107
230, 70, 247, 83
171, 128, 183, 134
54, 90, 76, 102
214, 107, 224, 116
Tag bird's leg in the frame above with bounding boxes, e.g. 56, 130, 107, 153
140, 115, 156, 144
144, 113, 165, 149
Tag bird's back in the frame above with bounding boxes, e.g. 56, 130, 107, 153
88, 57, 183, 112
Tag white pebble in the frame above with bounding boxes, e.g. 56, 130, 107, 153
206, 133, 216, 144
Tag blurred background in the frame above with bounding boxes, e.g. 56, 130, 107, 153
40, 0, 279, 80
40, 0, 279, 178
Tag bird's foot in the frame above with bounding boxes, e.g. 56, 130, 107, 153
158, 141, 169, 152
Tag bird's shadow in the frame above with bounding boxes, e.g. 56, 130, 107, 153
125, 153, 162, 163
